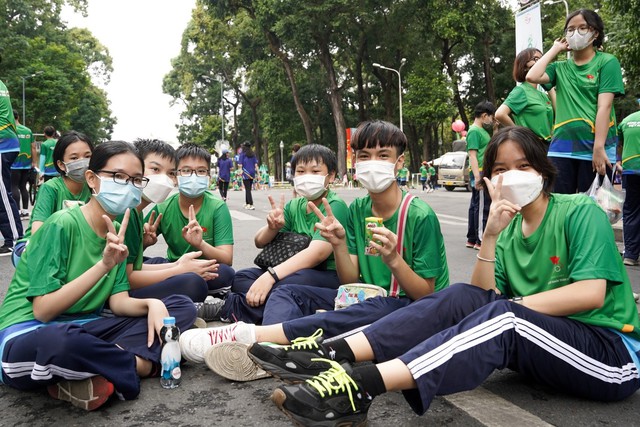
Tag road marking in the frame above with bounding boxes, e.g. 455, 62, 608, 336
229, 210, 262, 221
437, 213, 468, 222
444, 387, 553, 427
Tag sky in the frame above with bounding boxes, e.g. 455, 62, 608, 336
62, 1, 196, 144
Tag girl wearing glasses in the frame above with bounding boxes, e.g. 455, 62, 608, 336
0, 141, 196, 411
527, 9, 624, 193
496, 48, 554, 145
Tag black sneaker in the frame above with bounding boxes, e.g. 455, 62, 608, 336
271, 360, 373, 427
248, 329, 342, 383
0, 245, 13, 257
194, 296, 225, 322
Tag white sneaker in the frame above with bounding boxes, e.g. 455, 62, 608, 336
179, 321, 256, 364
248, 204, 255, 210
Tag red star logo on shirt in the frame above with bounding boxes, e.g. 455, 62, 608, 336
550, 256, 560, 265
586, 74, 594, 80
201, 227, 208, 233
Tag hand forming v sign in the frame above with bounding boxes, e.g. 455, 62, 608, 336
102, 208, 130, 269
309, 198, 345, 246
182, 204, 203, 247
266, 194, 286, 230
143, 210, 162, 247
483, 175, 521, 238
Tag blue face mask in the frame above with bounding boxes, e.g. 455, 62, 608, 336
178, 175, 209, 198
94, 176, 142, 216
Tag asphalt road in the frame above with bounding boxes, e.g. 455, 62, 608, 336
1, 186, 639, 426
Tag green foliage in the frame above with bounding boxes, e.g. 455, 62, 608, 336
0, 0, 114, 141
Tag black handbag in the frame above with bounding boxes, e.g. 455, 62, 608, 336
254, 232, 312, 269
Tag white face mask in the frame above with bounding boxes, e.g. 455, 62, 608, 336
567, 30, 594, 51
355, 160, 397, 193
491, 170, 543, 207
142, 174, 175, 203
293, 174, 328, 200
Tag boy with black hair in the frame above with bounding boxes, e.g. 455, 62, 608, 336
147, 143, 235, 299
114, 139, 214, 319
466, 101, 496, 250
181, 121, 449, 381
39, 126, 58, 182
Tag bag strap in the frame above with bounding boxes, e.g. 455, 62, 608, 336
388, 193, 415, 297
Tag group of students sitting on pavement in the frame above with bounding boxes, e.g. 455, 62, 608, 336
0, 121, 637, 426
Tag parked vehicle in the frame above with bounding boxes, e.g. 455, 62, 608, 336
437, 151, 470, 192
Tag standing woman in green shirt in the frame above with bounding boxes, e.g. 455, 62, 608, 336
527, 9, 624, 193
0, 141, 196, 411
496, 48, 554, 144
12, 131, 93, 266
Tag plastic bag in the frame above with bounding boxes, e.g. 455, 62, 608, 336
584, 173, 625, 224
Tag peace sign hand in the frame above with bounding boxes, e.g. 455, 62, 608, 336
102, 208, 130, 270
309, 198, 346, 246
143, 210, 162, 247
483, 175, 521, 238
266, 194, 285, 230
182, 204, 203, 248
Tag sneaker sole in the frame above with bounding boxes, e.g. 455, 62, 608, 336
247, 349, 315, 384
271, 388, 368, 427
205, 342, 271, 382
47, 376, 114, 411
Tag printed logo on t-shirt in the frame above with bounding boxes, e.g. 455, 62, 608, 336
583, 72, 598, 87
548, 255, 569, 285
63, 200, 85, 209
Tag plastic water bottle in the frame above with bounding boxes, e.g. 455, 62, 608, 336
160, 316, 182, 389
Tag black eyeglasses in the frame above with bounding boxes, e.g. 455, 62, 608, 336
565, 26, 591, 36
96, 170, 149, 188
177, 168, 209, 177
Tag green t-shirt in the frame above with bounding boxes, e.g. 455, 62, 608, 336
428, 166, 435, 176
503, 83, 554, 142
151, 191, 234, 262
619, 110, 640, 174
19, 177, 91, 242
420, 166, 428, 178
121, 208, 144, 270
545, 52, 625, 162
495, 194, 640, 339
0, 206, 130, 331
466, 124, 491, 170
0, 80, 18, 149
280, 190, 348, 271
346, 193, 449, 296
12, 124, 34, 169
40, 138, 59, 176
397, 167, 409, 179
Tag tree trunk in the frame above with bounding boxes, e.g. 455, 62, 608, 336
441, 39, 469, 127
264, 30, 315, 145
317, 37, 347, 177
423, 125, 432, 162
483, 36, 496, 105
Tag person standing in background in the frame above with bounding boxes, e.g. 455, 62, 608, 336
618, 104, 640, 266
239, 141, 258, 210
10, 111, 36, 218
428, 162, 436, 192
0, 73, 24, 256
495, 48, 554, 145
217, 148, 233, 202
527, 9, 624, 193
419, 161, 428, 192
39, 126, 59, 182
466, 101, 496, 250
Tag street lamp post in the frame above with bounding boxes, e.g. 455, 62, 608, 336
21, 71, 43, 125
219, 79, 224, 143
279, 140, 284, 182
373, 58, 407, 132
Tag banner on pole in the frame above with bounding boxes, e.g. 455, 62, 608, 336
346, 128, 356, 170
515, 3, 543, 54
